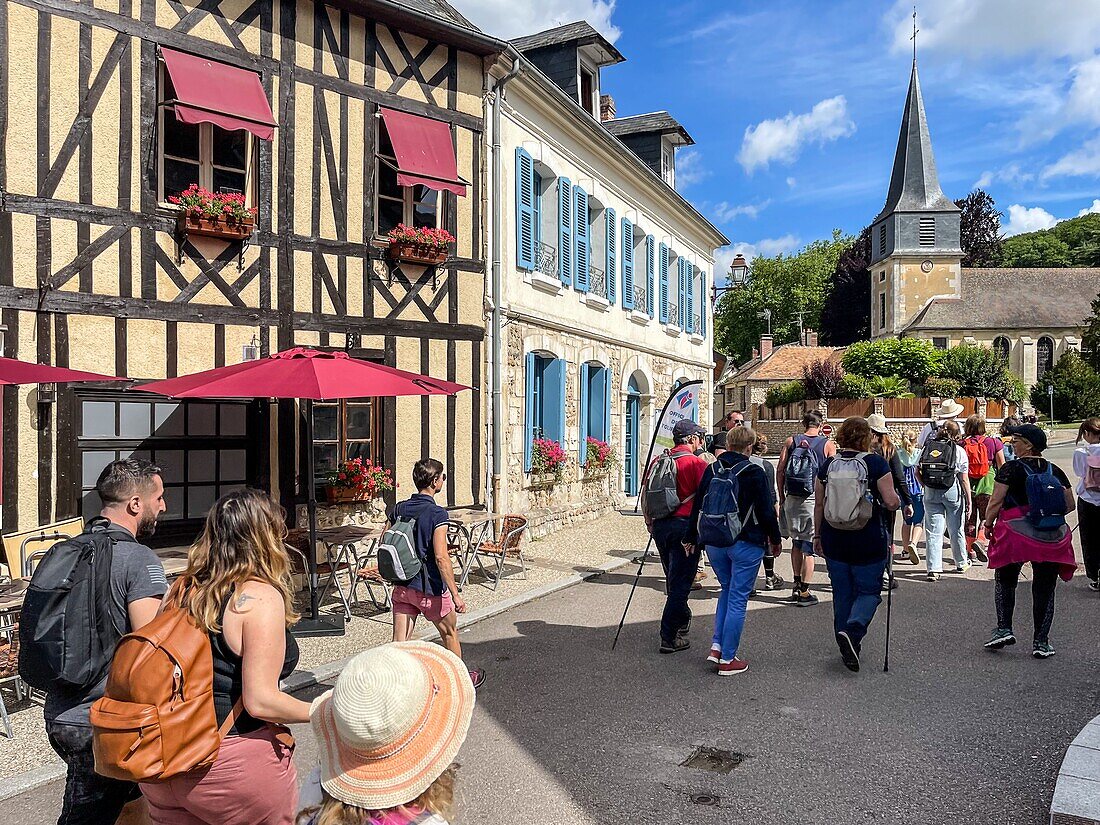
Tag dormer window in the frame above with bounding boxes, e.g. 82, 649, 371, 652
579, 66, 597, 118
661, 148, 674, 187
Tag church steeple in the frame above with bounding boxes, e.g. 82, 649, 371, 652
874, 61, 958, 223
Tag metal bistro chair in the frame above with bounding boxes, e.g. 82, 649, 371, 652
1, 516, 85, 579
0, 612, 24, 738
467, 515, 529, 591
351, 536, 391, 611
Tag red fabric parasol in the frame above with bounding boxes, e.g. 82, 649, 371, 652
132, 346, 468, 399
0, 357, 124, 385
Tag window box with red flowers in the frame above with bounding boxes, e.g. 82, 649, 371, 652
386, 224, 454, 266
582, 437, 615, 478
171, 185, 257, 241
528, 437, 568, 486
323, 458, 396, 504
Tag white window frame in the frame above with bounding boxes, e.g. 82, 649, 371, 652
374, 120, 442, 238
156, 63, 256, 206
661, 148, 675, 187
577, 57, 599, 118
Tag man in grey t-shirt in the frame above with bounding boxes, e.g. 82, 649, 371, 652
44, 459, 167, 825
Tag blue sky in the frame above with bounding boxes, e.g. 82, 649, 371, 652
455, 0, 1100, 273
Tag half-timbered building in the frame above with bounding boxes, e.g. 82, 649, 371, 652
0, 0, 504, 540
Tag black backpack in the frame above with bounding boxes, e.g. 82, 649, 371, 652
18, 518, 126, 693
919, 437, 958, 491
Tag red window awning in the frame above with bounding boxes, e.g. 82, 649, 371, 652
380, 108, 468, 197
161, 48, 277, 141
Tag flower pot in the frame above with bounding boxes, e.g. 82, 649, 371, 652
178, 211, 254, 241
582, 466, 610, 479
324, 486, 369, 504
388, 241, 449, 266
527, 472, 558, 487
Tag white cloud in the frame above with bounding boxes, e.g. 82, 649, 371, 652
886, 1, 1100, 62
710, 200, 770, 223
453, 0, 620, 42
973, 162, 1034, 191
675, 149, 708, 188
1079, 199, 1100, 216
1041, 137, 1100, 180
786, 177, 797, 188
1003, 204, 1059, 236
738, 96, 855, 174
720, 235, 802, 269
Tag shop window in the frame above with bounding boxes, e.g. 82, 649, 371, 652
312, 399, 379, 481
375, 120, 440, 236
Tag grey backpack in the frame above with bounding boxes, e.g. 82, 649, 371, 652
642, 451, 693, 521
377, 517, 422, 584
823, 452, 874, 531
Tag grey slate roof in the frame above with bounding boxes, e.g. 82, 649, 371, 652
398, 0, 480, 31
604, 112, 694, 146
874, 62, 958, 223
904, 268, 1100, 332
511, 20, 625, 65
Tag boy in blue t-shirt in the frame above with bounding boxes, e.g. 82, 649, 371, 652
387, 457, 485, 688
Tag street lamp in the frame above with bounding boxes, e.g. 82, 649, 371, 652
711, 253, 750, 304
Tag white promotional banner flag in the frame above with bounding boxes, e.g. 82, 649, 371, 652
651, 380, 703, 455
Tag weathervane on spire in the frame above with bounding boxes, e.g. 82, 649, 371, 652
911, 6, 919, 64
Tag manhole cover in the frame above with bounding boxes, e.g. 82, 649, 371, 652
680, 747, 746, 774
691, 793, 720, 806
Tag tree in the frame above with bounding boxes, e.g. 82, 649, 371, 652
940, 344, 1016, 400
713, 230, 850, 363
1000, 231, 1072, 267
841, 338, 942, 382
819, 225, 871, 345
955, 189, 1003, 267
802, 358, 845, 399
1029, 350, 1100, 421
1082, 291, 1100, 373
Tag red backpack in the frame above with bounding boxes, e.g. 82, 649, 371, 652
963, 436, 991, 480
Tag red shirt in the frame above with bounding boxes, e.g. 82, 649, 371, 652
648, 445, 708, 518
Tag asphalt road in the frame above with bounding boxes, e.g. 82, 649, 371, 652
9, 441, 1097, 824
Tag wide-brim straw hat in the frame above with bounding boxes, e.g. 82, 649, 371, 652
311, 641, 475, 810
866, 413, 889, 434
934, 399, 965, 420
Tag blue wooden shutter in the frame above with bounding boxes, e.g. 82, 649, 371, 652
621, 219, 634, 310
646, 235, 655, 318
573, 188, 589, 292
578, 363, 590, 462
558, 178, 572, 286
686, 262, 695, 334
678, 258, 688, 329
659, 243, 669, 323
600, 366, 611, 441
700, 270, 707, 337
590, 366, 608, 446
515, 148, 535, 271
606, 208, 617, 304
524, 352, 536, 471
544, 358, 566, 444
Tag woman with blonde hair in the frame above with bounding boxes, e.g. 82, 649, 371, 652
298, 641, 475, 825
897, 428, 925, 564
140, 488, 311, 825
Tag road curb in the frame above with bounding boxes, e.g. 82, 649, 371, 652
283, 552, 637, 692
0, 760, 66, 802
1051, 714, 1100, 824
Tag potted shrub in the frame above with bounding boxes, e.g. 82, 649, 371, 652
324, 457, 396, 503
170, 185, 256, 241
582, 437, 614, 477
529, 437, 567, 485
386, 224, 454, 265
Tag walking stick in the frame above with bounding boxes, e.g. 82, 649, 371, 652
612, 534, 655, 651
883, 550, 893, 673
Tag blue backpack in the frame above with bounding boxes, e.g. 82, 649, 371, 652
697, 462, 754, 547
1022, 460, 1067, 530
784, 436, 822, 497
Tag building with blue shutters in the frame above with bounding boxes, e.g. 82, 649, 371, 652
486, 23, 727, 534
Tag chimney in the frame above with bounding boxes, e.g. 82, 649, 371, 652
759, 335, 773, 359
600, 94, 616, 122
804, 328, 819, 346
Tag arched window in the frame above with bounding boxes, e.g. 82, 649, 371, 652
524, 351, 566, 472
1037, 336, 1055, 379
579, 361, 610, 462
993, 336, 1010, 363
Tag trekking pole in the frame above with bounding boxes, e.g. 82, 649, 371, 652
883, 550, 893, 673
612, 534, 655, 651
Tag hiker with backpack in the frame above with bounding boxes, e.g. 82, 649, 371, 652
111, 488, 310, 824
983, 424, 1076, 657
897, 429, 925, 565
641, 418, 709, 654
385, 458, 485, 688
749, 432, 784, 593
813, 417, 900, 672
916, 399, 964, 447
962, 415, 1005, 563
684, 426, 782, 675
917, 419, 973, 579
21, 459, 167, 825
1074, 417, 1100, 591
776, 411, 836, 606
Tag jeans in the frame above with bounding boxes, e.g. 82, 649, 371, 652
706, 540, 765, 661
827, 557, 888, 646
924, 486, 966, 571
46, 721, 139, 825
995, 561, 1060, 644
652, 517, 700, 643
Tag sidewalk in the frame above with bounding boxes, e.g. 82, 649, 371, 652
0, 509, 649, 788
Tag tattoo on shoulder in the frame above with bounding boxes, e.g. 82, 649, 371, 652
234, 593, 256, 609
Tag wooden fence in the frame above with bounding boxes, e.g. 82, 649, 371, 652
755, 397, 1019, 423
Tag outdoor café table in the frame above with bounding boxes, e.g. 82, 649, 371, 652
154, 547, 190, 580
445, 510, 503, 589
287, 525, 379, 619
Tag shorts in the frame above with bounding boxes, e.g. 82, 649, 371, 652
391, 585, 455, 623
905, 494, 925, 525
793, 538, 816, 557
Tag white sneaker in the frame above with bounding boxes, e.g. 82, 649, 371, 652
955, 561, 972, 574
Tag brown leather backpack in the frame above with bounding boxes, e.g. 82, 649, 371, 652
90, 585, 239, 782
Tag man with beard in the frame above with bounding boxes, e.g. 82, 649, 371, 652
43, 458, 168, 825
